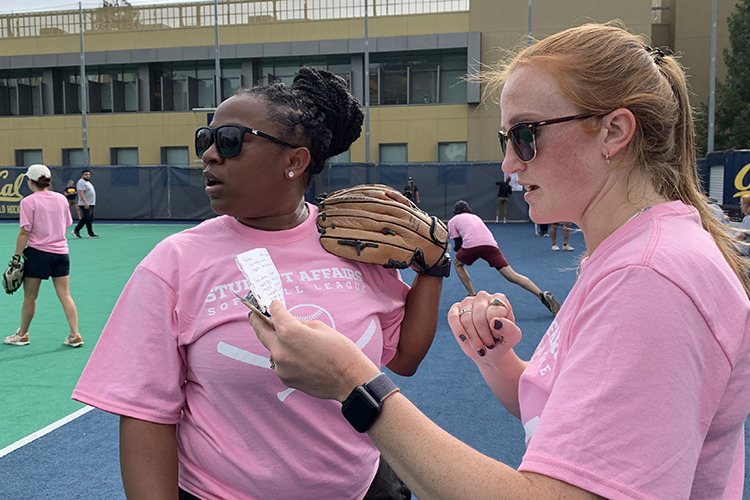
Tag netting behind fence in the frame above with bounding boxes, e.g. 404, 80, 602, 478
0, 162, 529, 222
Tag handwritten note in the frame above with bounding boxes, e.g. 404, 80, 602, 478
234, 248, 285, 315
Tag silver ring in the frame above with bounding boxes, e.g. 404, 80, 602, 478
269, 356, 275, 370
489, 298, 507, 308
459, 308, 473, 317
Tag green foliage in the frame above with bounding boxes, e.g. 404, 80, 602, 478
92, 0, 140, 32
695, 0, 750, 156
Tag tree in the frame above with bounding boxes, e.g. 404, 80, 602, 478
91, 0, 140, 32
694, 0, 750, 156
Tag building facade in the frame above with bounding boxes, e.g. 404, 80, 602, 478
0, 0, 737, 168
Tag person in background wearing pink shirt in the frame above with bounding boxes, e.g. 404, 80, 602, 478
249, 23, 750, 500
448, 199, 560, 315
73, 67, 446, 500
5, 164, 83, 348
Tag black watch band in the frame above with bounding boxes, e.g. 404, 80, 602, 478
341, 373, 399, 433
363, 373, 399, 402
418, 252, 451, 278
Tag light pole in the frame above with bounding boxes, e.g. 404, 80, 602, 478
708, 0, 717, 153
527, 0, 532, 46
79, 1, 89, 166
214, 0, 222, 107
364, 0, 370, 163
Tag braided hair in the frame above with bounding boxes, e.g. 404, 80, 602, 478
237, 67, 364, 183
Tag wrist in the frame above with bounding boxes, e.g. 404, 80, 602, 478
416, 253, 451, 278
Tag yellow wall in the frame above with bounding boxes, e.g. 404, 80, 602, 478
0, 112, 207, 166
466, 0, 654, 162
674, 0, 737, 108
0, 0, 740, 166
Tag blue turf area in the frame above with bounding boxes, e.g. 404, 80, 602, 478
1, 221, 748, 499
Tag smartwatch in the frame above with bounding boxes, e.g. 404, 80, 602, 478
341, 373, 399, 433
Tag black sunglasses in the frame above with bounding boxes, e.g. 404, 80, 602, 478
195, 124, 300, 159
498, 113, 598, 163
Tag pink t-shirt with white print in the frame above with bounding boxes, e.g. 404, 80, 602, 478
518, 201, 750, 499
73, 204, 409, 500
19, 190, 72, 254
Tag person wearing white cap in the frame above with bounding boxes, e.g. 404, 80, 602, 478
4, 164, 84, 348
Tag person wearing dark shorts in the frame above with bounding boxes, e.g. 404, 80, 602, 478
64, 179, 80, 220
4, 164, 83, 347
447, 200, 560, 314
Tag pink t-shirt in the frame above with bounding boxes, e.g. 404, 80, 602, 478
19, 190, 72, 254
518, 201, 750, 499
447, 212, 498, 248
72, 204, 409, 500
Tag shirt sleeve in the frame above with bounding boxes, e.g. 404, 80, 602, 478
520, 266, 730, 499
19, 198, 32, 232
72, 264, 187, 424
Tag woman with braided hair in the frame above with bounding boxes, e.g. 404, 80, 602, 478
248, 24, 750, 499
74, 67, 444, 499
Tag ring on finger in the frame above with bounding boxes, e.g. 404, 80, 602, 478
459, 308, 473, 317
489, 298, 507, 308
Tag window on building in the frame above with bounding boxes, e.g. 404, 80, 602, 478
369, 50, 466, 106
379, 143, 407, 163
221, 65, 242, 101
0, 75, 43, 116
439, 53, 468, 104
62, 148, 90, 166
256, 58, 351, 88
15, 149, 43, 166
111, 147, 139, 165
161, 146, 190, 166
438, 142, 467, 162
86, 66, 139, 113
328, 149, 351, 163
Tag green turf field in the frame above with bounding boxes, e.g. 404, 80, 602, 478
0, 223, 196, 449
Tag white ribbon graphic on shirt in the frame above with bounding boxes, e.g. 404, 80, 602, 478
218, 319, 377, 402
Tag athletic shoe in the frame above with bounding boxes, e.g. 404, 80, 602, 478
4, 329, 30, 346
88, 234, 99, 239
563, 244, 575, 251
551, 244, 560, 251
73, 231, 82, 239
64, 333, 84, 347
540, 292, 561, 315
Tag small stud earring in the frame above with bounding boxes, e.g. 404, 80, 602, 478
288, 171, 294, 178
605, 154, 610, 165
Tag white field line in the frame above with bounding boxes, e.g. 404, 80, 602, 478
0, 405, 95, 458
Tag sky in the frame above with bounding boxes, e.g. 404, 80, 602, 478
0, 0, 187, 15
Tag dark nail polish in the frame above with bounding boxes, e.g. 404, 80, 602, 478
493, 319, 503, 330
494, 336, 504, 344
459, 334, 467, 342
486, 344, 495, 350
477, 348, 486, 357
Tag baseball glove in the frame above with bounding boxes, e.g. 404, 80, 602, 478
3, 255, 24, 295
316, 184, 450, 275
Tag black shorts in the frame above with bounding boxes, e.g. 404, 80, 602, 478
23, 247, 70, 280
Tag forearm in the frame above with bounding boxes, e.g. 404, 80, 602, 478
386, 274, 443, 376
119, 416, 179, 500
368, 393, 597, 500
476, 352, 528, 419
14, 229, 29, 256
78, 191, 88, 206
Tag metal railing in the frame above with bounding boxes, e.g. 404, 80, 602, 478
0, 0, 469, 38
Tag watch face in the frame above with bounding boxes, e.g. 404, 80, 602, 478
341, 386, 380, 433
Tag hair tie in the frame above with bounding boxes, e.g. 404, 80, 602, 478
644, 45, 665, 65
